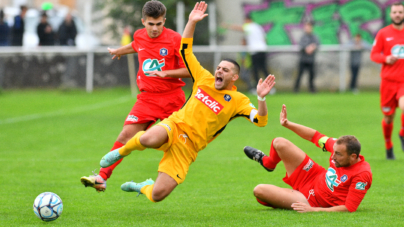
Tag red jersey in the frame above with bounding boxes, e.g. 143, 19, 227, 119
310, 132, 372, 212
131, 27, 186, 93
370, 24, 404, 82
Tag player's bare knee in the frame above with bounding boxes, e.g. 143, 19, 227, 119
384, 115, 394, 124
273, 137, 289, 152
117, 129, 134, 144
253, 184, 272, 198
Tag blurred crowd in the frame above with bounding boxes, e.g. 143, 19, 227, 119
0, 5, 77, 47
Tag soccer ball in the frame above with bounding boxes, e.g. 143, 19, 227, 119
33, 192, 63, 221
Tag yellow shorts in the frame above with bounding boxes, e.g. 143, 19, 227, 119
156, 118, 198, 184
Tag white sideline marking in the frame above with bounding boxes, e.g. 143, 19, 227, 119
0, 96, 133, 125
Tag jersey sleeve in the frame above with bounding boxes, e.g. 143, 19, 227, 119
344, 171, 372, 212
180, 38, 212, 82
310, 131, 336, 152
370, 30, 386, 64
174, 34, 186, 68
131, 32, 138, 52
235, 97, 268, 127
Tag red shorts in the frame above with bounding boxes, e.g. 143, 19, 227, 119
380, 79, 404, 115
124, 88, 185, 126
282, 155, 326, 207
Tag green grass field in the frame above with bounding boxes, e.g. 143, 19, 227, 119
1, 88, 403, 226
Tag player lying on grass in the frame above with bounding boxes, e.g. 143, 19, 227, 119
98, 1, 276, 203
244, 104, 372, 212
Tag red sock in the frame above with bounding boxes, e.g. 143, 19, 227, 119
382, 119, 393, 149
256, 198, 276, 208
400, 114, 404, 137
262, 139, 281, 170
99, 141, 125, 180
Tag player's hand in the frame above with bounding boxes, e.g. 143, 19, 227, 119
305, 44, 316, 55
108, 47, 122, 60
147, 71, 167, 78
280, 104, 288, 126
256, 74, 276, 99
291, 201, 315, 213
189, 1, 208, 23
386, 55, 398, 65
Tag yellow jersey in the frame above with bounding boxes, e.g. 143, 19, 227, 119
168, 38, 268, 152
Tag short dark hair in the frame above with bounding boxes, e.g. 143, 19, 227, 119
20, 5, 27, 11
142, 0, 166, 19
222, 58, 240, 74
336, 135, 361, 157
391, 2, 404, 9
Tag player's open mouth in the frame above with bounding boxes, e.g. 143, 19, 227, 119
215, 76, 223, 85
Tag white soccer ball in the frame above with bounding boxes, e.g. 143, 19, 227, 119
33, 192, 63, 222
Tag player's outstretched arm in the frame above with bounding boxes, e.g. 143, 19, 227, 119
182, 1, 208, 39
147, 68, 190, 78
256, 75, 275, 117
291, 202, 349, 213
107, 43, 136, 60
280, 104, 316, 141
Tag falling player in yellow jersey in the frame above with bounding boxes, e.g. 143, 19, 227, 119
99, 1, 276, 203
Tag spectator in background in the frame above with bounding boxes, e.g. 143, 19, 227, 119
237, 38, 254, 92
294, 22, 320, 93
346, 34, 371, 94
120, 26, 132, 46
223, 14, 269, 94
58, 13, 77, 46
0, 9, 10, 46
11, 5, 27, 46
37, 12, 55, 46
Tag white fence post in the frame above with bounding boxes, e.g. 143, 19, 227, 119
176, 2, 185, 35
86, 51, 94, 93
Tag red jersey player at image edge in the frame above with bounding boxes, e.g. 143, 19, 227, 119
370, 2, 404, 160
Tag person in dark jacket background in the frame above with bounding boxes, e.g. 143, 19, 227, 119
0, 9, 10, 46
294, 21, 320, 93
37, 12, 55, 46
58, 13, 77, 46
11, 5, 27, 46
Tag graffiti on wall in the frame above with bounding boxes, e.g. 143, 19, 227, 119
243, 0, 400, 45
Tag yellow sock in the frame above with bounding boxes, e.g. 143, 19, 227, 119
119, 131, 146, 156
140, 184, 156, 203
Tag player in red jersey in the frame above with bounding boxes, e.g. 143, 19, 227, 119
370, 2, 404, 160
80, 0, 190, 192
244, 105, 372, 212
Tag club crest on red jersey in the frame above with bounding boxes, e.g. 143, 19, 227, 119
160, 48, 168, 57
195, 88, 224, 114
341, 174, 348, 183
